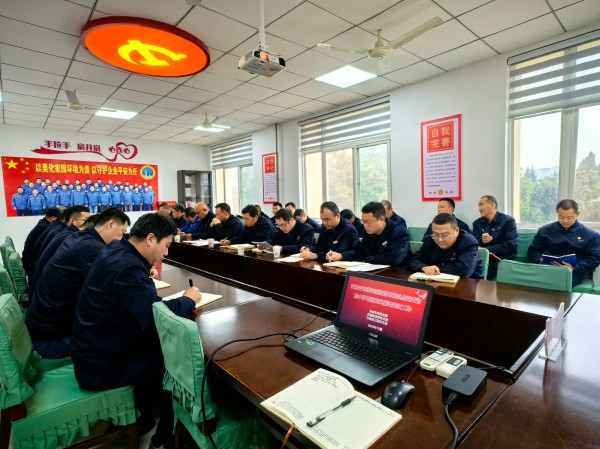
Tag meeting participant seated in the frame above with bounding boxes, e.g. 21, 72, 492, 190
25, 209, 130, 359
157, 202, 172, 217
222, 204, 276, 245
408, 213, 483, 279
171, 204, 186, 229
285, 202, 296, 215
330, 202, 410, 266
71, 213, 201, 448
22, 208, 61, 278
267, 209, 314, 254
179, 207, 201, 234
381, 199, 407, 227
293, 208, 321, 232
182, 202, 215, 241
271, 202, 283, 225
423, 197, 470, 241
528, 199, 600, 287
300, 201, 359, 261
255, 204, 270, 220
472, 195, 517, 279
340, 208, 366, 238
210, 202, 244, 241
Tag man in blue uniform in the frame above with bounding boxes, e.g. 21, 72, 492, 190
44, 185, 59, 209
122, 186, 134, 211
29, 189, 46, 215
110, 185, 123, 210
132, 187, 143, 211
98, 186, 111, 212
340, 208, 366, 238
26, 209, 130, 358
171, 204, 187, 229
301, 201, 359, 261
222, 204, 276, 245
71, 213, 201, 449
472, 195, 517, 279
293, 208, 321, 232
57, 184, 72, 207
267, 209, 314, 254
72, 184, 87, 206
528, 199, 600, 287
381, 199, 408, 228
142, 186, 155, 211
408, 213, 483, 279
12, 186, 30, 216
423, 198, 470, 240
22, 208, 61, 278
179, 207, 201, 234
86, 186, 99, 213
331, 202, 410, 266
210, 202, 244, 241
182, 202, 215, 241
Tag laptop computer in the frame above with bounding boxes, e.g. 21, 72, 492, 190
285, 272, 434, 387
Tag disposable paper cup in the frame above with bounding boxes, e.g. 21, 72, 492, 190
237, 247, 245, 255
174, 235, 181, 243
273, 246, 282, 257
208, 238, 214, 248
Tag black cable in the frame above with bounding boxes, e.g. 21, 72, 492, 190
403, 359, 420, 383
200, 331, 298, 449
283, 309, 334, 342
444, 392, 459, 449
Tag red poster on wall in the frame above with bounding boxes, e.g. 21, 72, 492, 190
2, 156, 159, 217
262, 152, 277, 204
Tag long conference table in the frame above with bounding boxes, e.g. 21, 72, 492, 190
158, 242, 598, 448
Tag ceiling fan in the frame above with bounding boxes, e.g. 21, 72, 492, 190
316, 16, 443, 72
61, 90, 98, 111
201, 113, 221, 129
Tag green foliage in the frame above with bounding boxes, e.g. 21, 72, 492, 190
519, 168, 558, 224
357, 145, 389, 208
325, 149, 354, 209
574, 151, 600, 221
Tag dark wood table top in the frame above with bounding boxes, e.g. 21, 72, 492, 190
459, 293, 600, 449
195, 297, 511, 449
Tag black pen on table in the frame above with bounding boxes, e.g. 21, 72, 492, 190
306, 395, 356, 427
189, 279, 194, 288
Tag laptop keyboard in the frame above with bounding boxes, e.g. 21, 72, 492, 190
309, 330, 407, 371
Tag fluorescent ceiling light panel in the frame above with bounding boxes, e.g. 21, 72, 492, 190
194, 125, 231, 133
316, 65, 376, 88
95, 108, 137, 120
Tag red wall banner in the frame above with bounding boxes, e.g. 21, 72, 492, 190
2, 156, 158, 217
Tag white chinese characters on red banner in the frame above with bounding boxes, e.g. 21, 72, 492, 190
421, 114, 462, 201
262, 152, 277, 204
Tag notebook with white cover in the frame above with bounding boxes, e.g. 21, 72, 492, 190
162, 290, 222, 309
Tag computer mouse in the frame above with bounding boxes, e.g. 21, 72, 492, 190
381, 381, 415, 410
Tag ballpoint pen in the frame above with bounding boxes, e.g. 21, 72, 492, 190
306, 396, 356, 427
189, 279, 194, 288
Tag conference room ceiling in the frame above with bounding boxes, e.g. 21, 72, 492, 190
0, 0, 599, 146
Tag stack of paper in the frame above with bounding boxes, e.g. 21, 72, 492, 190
408, 272, 460, 284
322, 261, 389, 272
162, 290, 223, 308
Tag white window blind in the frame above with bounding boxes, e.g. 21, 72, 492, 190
508, 35, 600, 118
299, 98, 390, 152
211, 137, 252, 169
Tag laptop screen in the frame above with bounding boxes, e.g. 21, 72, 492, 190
336, 273, 433, 351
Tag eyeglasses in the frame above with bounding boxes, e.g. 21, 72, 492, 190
362, 220, 378, 226
430, 232, 452, 241
275, 220, 291, 229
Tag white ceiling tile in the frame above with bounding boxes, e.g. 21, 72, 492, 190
2, 92, 54, 107
262, 92, 311, 108
383, 61, 445, 85
4, 111, 46, 123
233, 122, 266, 131
271, 109, 309, 120
0, 0, 91, 35
200, 0, 304, 27
317, 0, 400, 23
60, 91, 107, 107
179, 6, 256, 52
111, 130, 146, 138
402, 19, 478, 59
225, 110, 264, 121
267, 3, 352, 48
81, 127, 117, 135
47, 117, 87, 127
70, 0, 96, 7
67, 61, 130, 87
121, 75, 178, 96
136, 109, 180, 120
185, 72, 244, 93
0, 45, 71, 75
205, 54, 258, 81
2, 80, 58, 100
315, 27, 380, 64
153, 96, 199, 111
119, 121, 159, 131
1, 65, 64, 89
87, 116, 129, 126
286, 49, 346, 78
73, 46, 129, 72
166, 136, 197, 143
484, 14, 564, 54
459, 0, 552, 37
318, 90, 366, 105
96, 0, 189, 23
241, 102, 284, 115
287, 80, 340, 99
0, 17, 79, 59
293, 99, 335, 113
45, 123, 83, 132
5, 119, 44, 128
110, 88, 162, 105
168, 85, 220, 103
101, 98, 148, 112
49, 109, 95, 121
230, 33, 308, 60
555, 0, 600, 30
168, 113, 206, 126
428, 40, 497, 71
63, 77, 117, 97
434, 0, 494, 16
247, 70, 309, 91
4, 103, 51, 116
226, 83, 280, 101
346, 76, 401, 96
350, 49, 421, 74
203, 117, 243, 127
547, 0, 580, 8
155, 124, 190, 133
192, 104, 235, 116
250, 116, 282, 125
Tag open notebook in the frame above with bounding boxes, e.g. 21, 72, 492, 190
162, 290, 222, 309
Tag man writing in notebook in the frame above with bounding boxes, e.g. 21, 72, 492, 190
300, 201, 359, 261
221, 204, 276, 245
267, 208, 314, 254
528, 199, 600, 287
408, 213, 483, 279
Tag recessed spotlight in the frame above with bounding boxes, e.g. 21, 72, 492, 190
95, 108, 137, 120
316, 65, 376, 88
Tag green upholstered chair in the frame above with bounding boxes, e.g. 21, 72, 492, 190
496, 260, 572, 292
7, 250, 28, 305
152, 302, 275, 449
408, 227, 428, 242
515, 231, 537, 263
0, 293, 138, 449
478, 247, 490, 280
0, 266, 17, 298
4, 237, 15, 251
0, 242, 11, 269
572, 278, 596, 293
410, 241, 423, 254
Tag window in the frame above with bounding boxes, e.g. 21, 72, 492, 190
300, 99, 391, 217
211, 137, 252, 215
509, 33, 600, 226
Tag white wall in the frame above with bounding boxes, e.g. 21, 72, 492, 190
0, 124, 209, 252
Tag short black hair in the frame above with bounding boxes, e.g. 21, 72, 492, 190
275, 209, 292, 221
481, 195, 498, 208
172, 204, 185, 213
432, 213, 458, 229
215, 202, 231, 214
184, 207, 196, 218
439, 197, 456, 209
340, 209, 354, 220
95, 208, 130, 227
293, 208, 306, 219
158, 202, 170, 210
130, 213, 177, 241
380, 200, 393, 210
361, 202, 385, 219
64, 205, 90, 223
285, 202, 296, 208
82, 214, 98, 227
273, 202, 283, 208
241, 204, 259, 217
320, 201, 339, 215
556, 199, 579, 213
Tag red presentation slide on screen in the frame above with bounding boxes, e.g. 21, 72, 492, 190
338, 277, 429, 346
